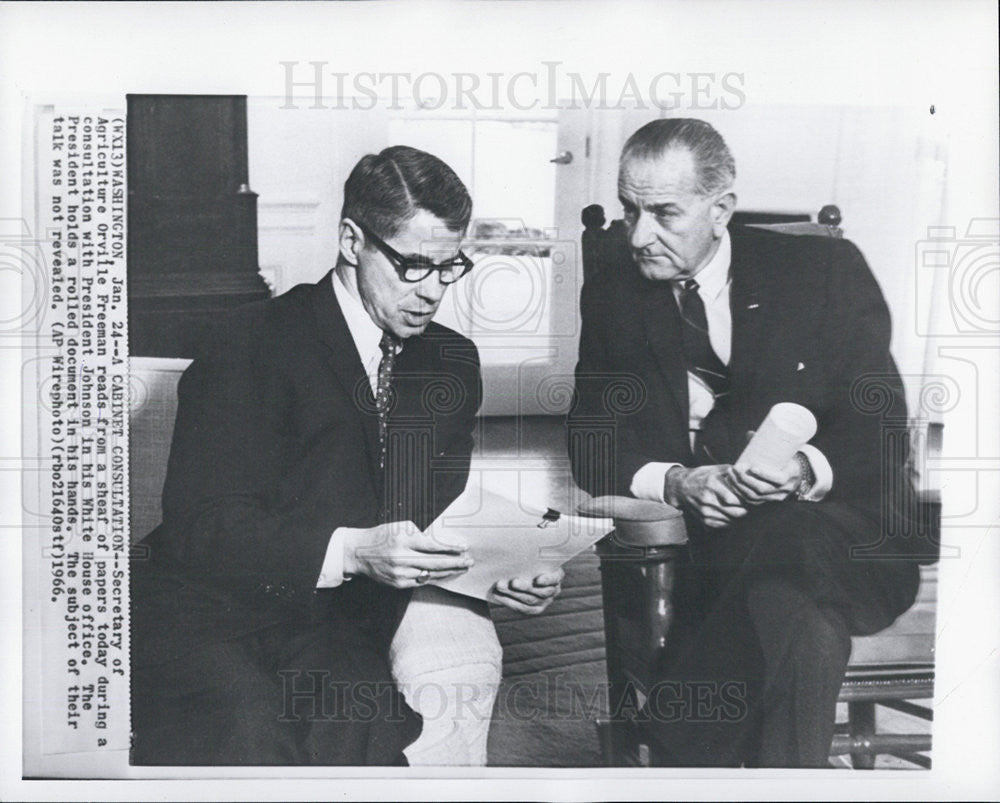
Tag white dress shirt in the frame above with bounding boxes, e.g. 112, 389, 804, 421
629, 230, 833, 504
316, 271, 400, 587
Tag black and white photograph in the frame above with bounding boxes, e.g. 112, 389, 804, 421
3, 1, 998, 800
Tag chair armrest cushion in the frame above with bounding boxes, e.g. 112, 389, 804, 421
577, 496, 688, 547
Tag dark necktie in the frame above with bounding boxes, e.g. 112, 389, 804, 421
677, 278, 729, 399
376, 331, 400, 469
677, 278, 732, 462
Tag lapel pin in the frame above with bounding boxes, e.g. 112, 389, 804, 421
747, 302, 760, 310
797, 362, 805, 371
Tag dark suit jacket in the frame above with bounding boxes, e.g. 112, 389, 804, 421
568, 224, 929, 560
131, 270, 482, 667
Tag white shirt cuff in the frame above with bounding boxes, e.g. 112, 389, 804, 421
797, 444, 833, 502
316, 527, 353, 588
630, 462, 684, 504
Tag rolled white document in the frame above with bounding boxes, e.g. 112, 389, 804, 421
735, 402, 817, 472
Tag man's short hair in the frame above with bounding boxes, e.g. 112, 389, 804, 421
620, 118, 736, 196
342, 145, 473, 239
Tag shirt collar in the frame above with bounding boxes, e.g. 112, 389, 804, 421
332, 270, 385, 369
682, 229, 731, 302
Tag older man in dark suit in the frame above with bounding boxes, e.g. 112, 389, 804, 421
569, 119, 922, 767
130, 145, 561, 765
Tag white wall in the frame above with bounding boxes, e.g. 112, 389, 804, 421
247, 98, 389, 293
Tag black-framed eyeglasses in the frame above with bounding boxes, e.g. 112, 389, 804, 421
356, 221, 474, 284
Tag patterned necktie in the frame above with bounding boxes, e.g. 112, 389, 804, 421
376, 331, 400, 469
677, 278, 730, 399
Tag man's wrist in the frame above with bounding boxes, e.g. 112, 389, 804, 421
663, 465, 686, 507
340, 527, 362, 576
318, 527, 361, 588
793, 451, 816, 499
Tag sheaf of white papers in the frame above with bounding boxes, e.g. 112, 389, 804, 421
426, 482, 614, 600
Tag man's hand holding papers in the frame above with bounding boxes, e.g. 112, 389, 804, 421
425, 483, 614, 607
489, 569, 565, 615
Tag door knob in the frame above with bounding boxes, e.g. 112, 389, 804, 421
549, 150, 573, 165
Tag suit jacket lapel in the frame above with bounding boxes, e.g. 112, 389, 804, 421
728, 228, 769, 407
310, 270, 382, 482
640, 279, 689, 434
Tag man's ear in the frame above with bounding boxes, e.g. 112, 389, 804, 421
339, 218, 363, 266
711, 191, 737, 236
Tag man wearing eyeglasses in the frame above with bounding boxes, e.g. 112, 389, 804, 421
130, 145, 561, 766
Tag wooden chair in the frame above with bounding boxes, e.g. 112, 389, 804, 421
576, 204, 937, 769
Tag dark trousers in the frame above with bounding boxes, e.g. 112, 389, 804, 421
644, 500, 920, 767
131, 618, 421, 766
